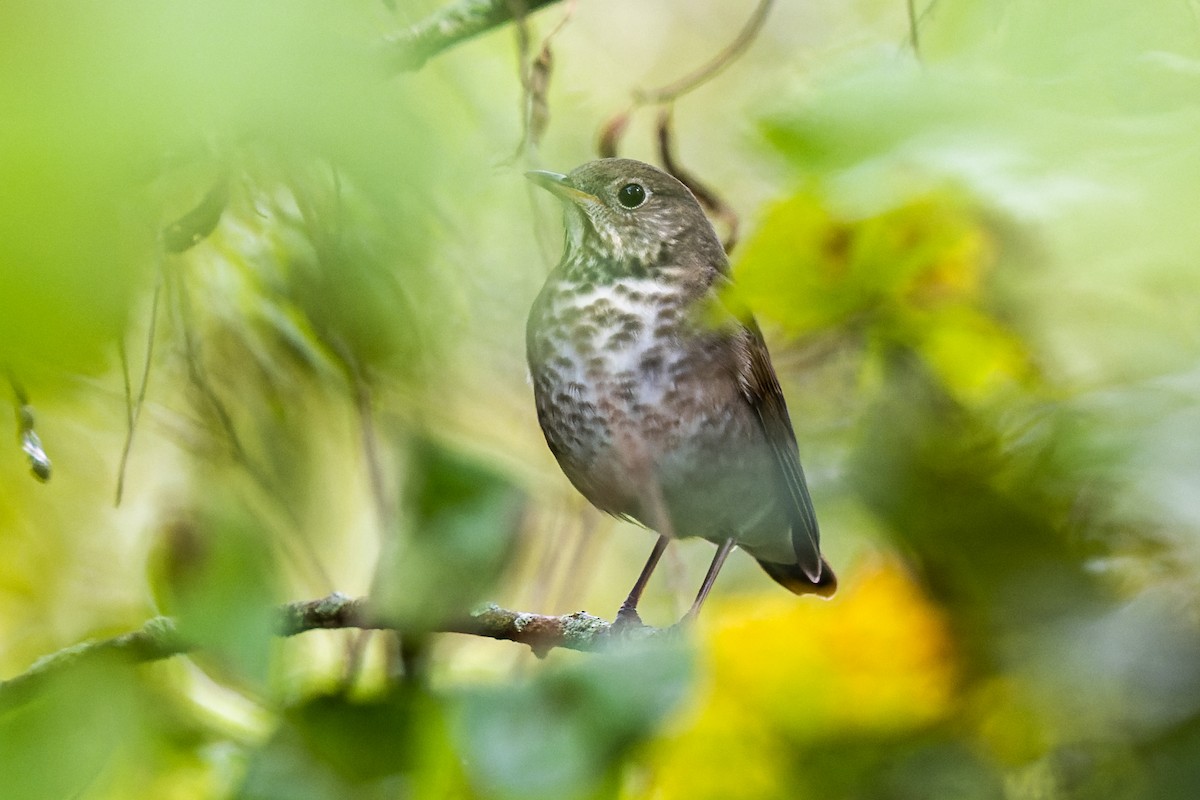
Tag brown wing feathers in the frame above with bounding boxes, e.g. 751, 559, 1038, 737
739, 324, 825, 582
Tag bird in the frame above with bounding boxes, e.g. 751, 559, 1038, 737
525, 158, 835, 625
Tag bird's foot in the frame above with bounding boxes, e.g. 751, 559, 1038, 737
610, 604, 645, 633
665, 606, 702, 634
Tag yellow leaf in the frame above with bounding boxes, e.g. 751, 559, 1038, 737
640, 561, 957, 800
907, 304, 1032, 405
733, 188, 992, 336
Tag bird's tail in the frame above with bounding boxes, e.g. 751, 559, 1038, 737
757, 556, 837, 598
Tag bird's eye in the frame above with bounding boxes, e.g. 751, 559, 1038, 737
617, 182, 646, 209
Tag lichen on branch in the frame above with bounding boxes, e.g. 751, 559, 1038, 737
0, 594, 664, 712
386, 0, 564, 72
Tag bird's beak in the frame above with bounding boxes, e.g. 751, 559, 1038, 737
526, 170, 599, 205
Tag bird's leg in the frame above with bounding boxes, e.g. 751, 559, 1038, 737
681, 538, 736, 623
613, 443, 675, 630
614, 534, 670, 629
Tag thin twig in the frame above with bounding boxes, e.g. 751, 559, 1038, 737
506, 0, 537, 162
119, 342, 133, 430
518, 42, 554, 156
597, 0, 773, 176
163, 264, 336, 593
169, 271, 264, 488
634, 0, 775, 105
655, 107, 740, 252
510, 0, 532, 82
597, 109, 632, 158
0, 595, 660, 713
906, 0, 921, 58
346, 356, 392, 535
115, 280, 162, 506
509, 0, 576, 162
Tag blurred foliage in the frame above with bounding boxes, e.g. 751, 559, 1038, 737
458, 640, 691, 799
150, 487, 281, 686
643, 562, 959, 800
237, 686, 463, 800
3, 0, 1200, 798
734, 189, 1030, 405
374, 436, 525, 629
0, 657, 148, 800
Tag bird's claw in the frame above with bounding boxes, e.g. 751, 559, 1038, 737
672, 608, 699, 631
610, 604, 645, 633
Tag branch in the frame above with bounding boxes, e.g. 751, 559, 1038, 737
0, 617, 187, 714
385, 0, 564, 72
656, 107, 739, 252
0, 595, 659, 712
633, 0, 775, 105
906, 0, 922, 59
596, 0, 773, 168
115, 280, 162, 506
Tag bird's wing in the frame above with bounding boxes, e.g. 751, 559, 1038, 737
736, 320, 824, 582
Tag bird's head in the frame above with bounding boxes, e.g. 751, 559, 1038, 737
527, 158, 724, 279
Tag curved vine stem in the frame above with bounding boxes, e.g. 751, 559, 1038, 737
115, 278, 162, 506
633, 0, 775, 106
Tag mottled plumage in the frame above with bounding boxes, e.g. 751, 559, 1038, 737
526, 158, 834, 622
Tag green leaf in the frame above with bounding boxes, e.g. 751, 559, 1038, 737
374, 437, 524, 629
0, 656, 147, 800
150, 489, 280, 686
456, 639, 691, 800
733, 189, 991, 336
237, 687, 464, 800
